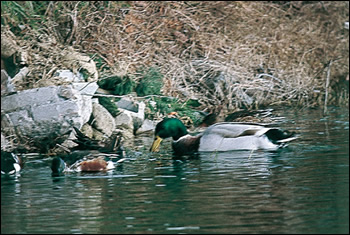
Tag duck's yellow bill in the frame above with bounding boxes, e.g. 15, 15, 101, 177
150, 136, 163, 152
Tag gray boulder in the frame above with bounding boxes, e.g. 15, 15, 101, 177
114, 111, 134, 139
1, 83, 98, 151
116, 97, 146, 131
91, 102, 116, 137
116, 98, 139, 112
136, 119, 156, 135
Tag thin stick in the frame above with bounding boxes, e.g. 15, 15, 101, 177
324, 60, 332, 115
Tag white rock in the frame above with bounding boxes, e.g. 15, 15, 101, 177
92, 127, 105, 141
116, 98, 138, 112
114, 111, 134, 130
1, 84, 96, 150
114, 112, 134, 139
136, 119, 156, 135
91, 102, 116, 137
80, 123, 94, 138
55, 70, 85, 83
119, 101, 145, 131
72, 82, 99, 96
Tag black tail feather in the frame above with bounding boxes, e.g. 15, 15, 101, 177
72, 127, 123, 156
265, 129, 296, 144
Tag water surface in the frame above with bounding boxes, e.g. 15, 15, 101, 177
1, 107, 349, 234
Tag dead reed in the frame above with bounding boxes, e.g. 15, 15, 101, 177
2, 1, 349, 113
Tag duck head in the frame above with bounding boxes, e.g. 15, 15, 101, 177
150, 118, 188, 152
51, 156, 66, 177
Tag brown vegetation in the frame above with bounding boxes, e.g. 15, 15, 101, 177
1, 1, 349, 113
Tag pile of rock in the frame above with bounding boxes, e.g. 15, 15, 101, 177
1, 75, 156, 152
1, 74, 158, 151
81, 96, 155, 142
1, 29, 158, 152
1, 51, 156, 153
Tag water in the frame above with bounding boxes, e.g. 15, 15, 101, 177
1, 107, 349, 234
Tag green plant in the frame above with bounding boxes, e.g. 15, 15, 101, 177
98, 97, 120, 117
146, 96, 203, 126
1, 1, 51, 31
135, 67, 163, 97
97, 75, 135, 95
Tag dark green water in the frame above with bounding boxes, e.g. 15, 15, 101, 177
1, 107, 349, 234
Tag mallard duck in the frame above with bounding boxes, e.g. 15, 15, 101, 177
1, 150, 22, 175
150, 118, 297, 156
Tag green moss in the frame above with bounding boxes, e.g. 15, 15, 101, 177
146, 97, 202, 126
97, 75, 135, 95
135, 67, 163, 97
98, 97, 120, 117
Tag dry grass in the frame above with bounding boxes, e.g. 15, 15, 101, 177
2, 1, 349, 113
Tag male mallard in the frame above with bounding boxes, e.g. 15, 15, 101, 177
150, 118, 297, 156
1, 150, 22, 175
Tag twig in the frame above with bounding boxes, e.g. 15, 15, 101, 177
324, 60, 332, 114
89, 93, 174, 100
55, 143, 71, 153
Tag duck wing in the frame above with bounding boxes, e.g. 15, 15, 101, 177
199, 122, 296, 151
72, 126, 101, 150
203, 122, 269, 138
224, 109, 273, 122
72, 127, 124, 155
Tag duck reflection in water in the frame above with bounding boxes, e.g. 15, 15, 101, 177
1, 150, 23, 176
